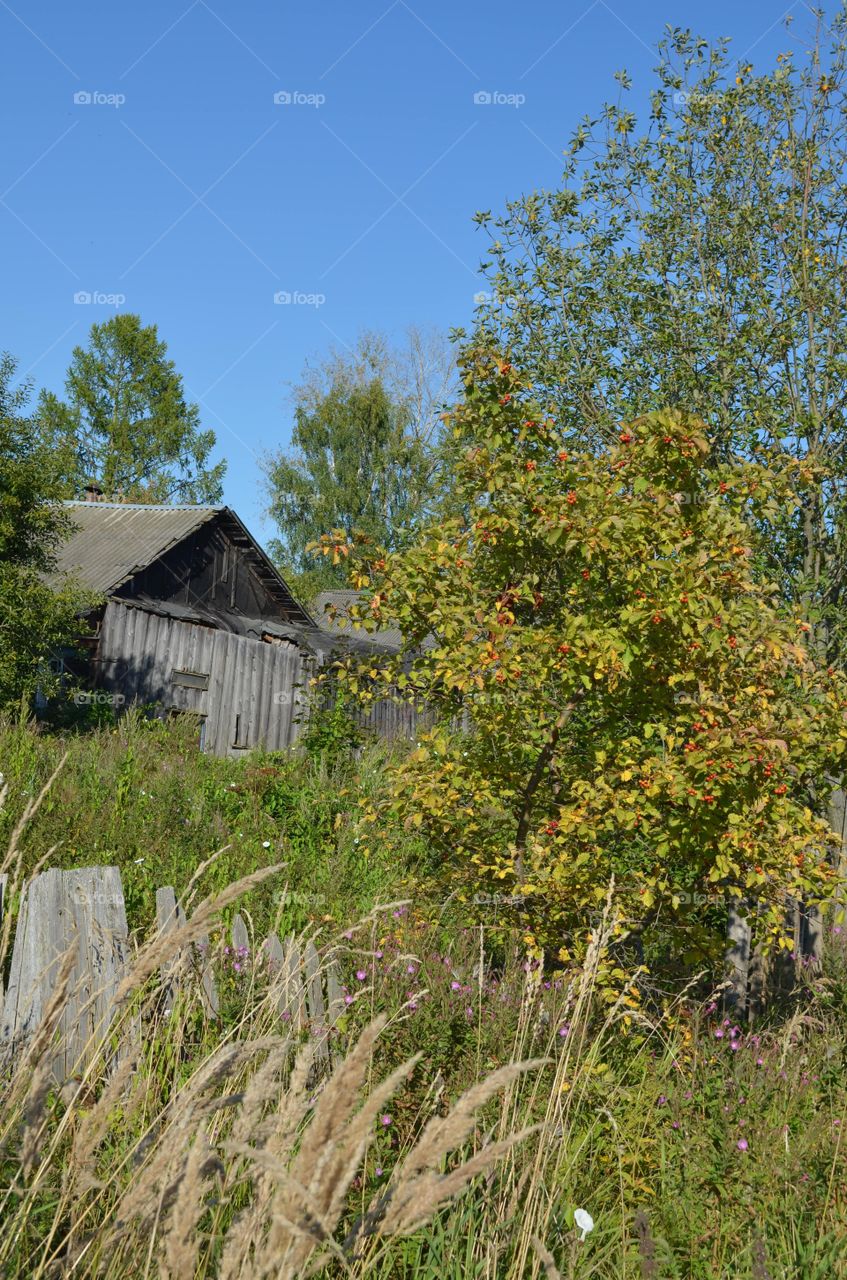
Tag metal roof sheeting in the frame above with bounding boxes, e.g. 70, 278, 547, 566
55, 502, 221, 594
312, 590, 404, 652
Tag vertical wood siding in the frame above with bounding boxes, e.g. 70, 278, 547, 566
98, 602, 309, 755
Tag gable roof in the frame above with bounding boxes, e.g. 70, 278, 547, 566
56, 501, 315, 628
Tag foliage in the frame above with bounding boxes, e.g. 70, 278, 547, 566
319, 353, 847, 976
463, 16, 847, 659
0, 352, 90, 711
38, 313, 224, 503
265, 330, 453, 602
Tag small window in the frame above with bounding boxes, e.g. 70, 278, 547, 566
172, 668, 210, 690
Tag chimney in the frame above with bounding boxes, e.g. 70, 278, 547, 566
83, 483, 104, 503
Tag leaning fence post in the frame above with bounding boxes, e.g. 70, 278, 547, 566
725, 900, 751, 1015
155, 886, 185, 1014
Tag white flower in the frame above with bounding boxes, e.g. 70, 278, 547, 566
262, 840, 271, 848
134, 857, 145, 865
574, 1208, 594, 1241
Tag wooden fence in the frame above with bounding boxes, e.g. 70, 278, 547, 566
0, 866, 344, 1084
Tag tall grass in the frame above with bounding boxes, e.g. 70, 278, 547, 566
3, 724, 847, 1276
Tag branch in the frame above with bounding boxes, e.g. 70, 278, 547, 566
514, 691, 586, 859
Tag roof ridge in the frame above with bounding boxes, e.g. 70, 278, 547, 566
63, 500, 224, 512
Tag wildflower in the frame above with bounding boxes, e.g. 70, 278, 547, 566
657, 1095, 667, 1106
406, 963, 417, 975
344, 995, 354, 1006
375, 950, 384, 959
451, 980, 462, 991
380, 1114, 392, 1127
262, 840, 271, 848
355, 969, 367, 981
714, 1029, 724, 1039
574, 1208, 594, 1241
737, 1138, 748, 1152
375, 1166, 383, 1176
558, 1025, 570, 1038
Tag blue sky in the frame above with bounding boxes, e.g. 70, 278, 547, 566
1, 0, 817, 543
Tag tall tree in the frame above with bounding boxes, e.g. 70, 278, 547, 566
265, 329, 454, 601
39, 314, 224, 504
320, 353, 847, 981
464, 13, 847, 659
0, 353, 88, 710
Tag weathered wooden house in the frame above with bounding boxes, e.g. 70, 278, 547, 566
53, 500, 413, 755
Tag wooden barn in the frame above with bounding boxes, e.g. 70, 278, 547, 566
53, 500, 417, 755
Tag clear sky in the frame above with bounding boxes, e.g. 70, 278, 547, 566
1, 0, 819, 543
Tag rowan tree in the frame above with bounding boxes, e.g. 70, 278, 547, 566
319, 352, 847, 976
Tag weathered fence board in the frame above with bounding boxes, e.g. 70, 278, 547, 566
1, 869, 342, 1080
2, 867, 130, 1082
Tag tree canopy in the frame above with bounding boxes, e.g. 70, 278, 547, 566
463, 17, 847, 660
39, 314, 224, 504
265, 329, 453, 602
0, 353, 88, 710
319, 352, 847, 979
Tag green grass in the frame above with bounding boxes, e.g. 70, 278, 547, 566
0, 710, 412, 937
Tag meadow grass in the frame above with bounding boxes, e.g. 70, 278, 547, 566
1, 718, 847, 1277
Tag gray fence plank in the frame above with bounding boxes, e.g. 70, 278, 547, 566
231, 913, 249, 955
156, 885, 185, 1014
2, 867, 129, 1082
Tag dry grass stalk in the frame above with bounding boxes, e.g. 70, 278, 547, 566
159, 1124, 216, 1280
531, 1235, 564, 1280
114, 864, 284, 1005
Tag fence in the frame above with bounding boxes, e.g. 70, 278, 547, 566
0, 866, 344, 1084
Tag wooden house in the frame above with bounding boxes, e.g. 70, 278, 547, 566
53, 501, 421, 755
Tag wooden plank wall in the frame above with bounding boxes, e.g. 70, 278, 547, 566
98, 601, 308, 756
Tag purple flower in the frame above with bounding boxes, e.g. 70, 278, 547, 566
558, 1025, 570, 1038
344, 994, 354, 1006
356, 969, 367, 982
375, 950, 384, 959
407, 964, 417, 975
714, 1029, 724, 1039
375, 1166, 383, 1176
737, 1138, 748, 1152
451, 980, 462, 991
657, 1095, 667, 1107
730, 1040, 740, 1052
380, 1114, 392, 1127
